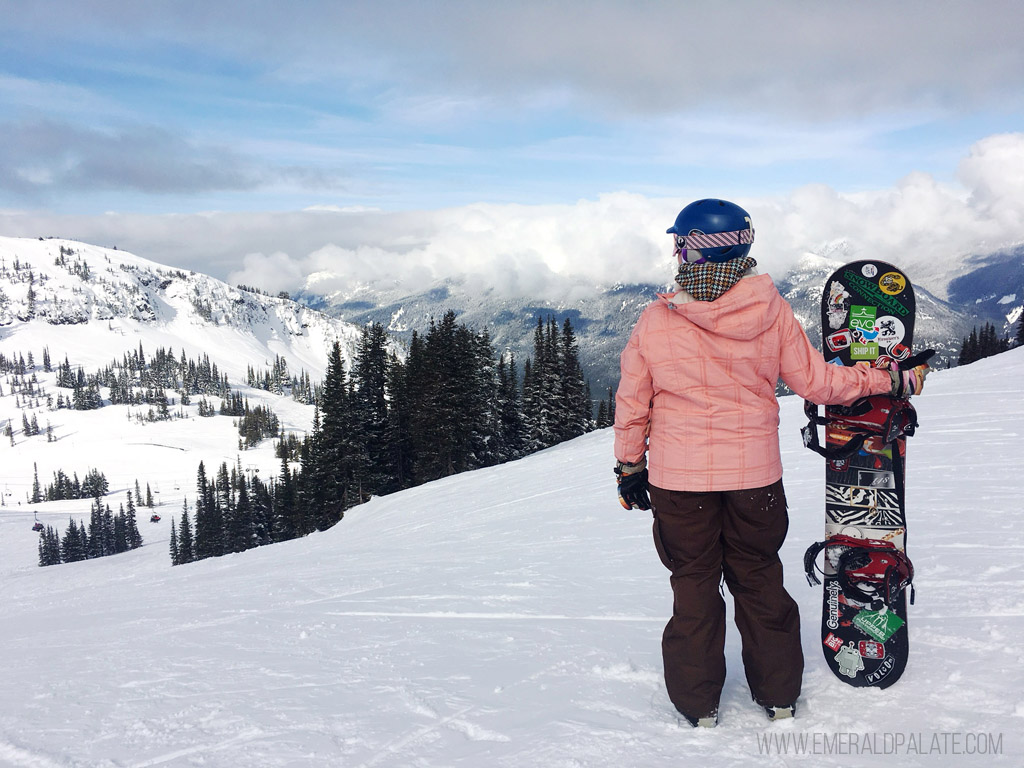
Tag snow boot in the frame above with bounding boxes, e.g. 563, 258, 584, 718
682, 710, 718, 728
763, 703, 796, 722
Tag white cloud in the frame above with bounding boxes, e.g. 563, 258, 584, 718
959, 134, 1024, 229
3, 135, 1023, 301
231, 251, 306, 296
8, 2, 1024, 123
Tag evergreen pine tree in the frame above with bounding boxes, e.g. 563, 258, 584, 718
383, 348, 415, 491
231, 470, 253, 553
409, 313, 461, 481
308, 341, 352, 530
351, 323, 393, 498
169, 519, 180, 565
125, 493, 143, 549
31, 463, 42, 503
87, 499, 104, 558
959, 327, 979, 366
113, 505, 128, 554
178, 501, 194, 563
101, 504, 115, 556
522, 317, 560, 452
274, 454, 297, 542
39, 526, 62, 566
219, 463, 245, 553
194, 461, 223, 560
495, 352, 524, 462
464, 327, 500, 470
558, 317, 591, 440
249, 474, 273, 547
60, 517, 86, 562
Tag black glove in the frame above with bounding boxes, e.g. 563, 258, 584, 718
615, 459, 651, 510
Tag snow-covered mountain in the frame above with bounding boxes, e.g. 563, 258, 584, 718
0, 235, 383, 517
0, 235, 368, 383
303, 247, 1014, 393
1, 343, 1021, 767
302, 275, 657, 396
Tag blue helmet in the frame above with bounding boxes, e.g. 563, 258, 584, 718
667, 199, 754, 263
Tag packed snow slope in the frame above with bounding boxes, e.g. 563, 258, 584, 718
2, 350, 1023, 767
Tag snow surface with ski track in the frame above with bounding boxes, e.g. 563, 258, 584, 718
1, 307, 1023, 764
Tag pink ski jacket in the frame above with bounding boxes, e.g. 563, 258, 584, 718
614, 273, 891, 492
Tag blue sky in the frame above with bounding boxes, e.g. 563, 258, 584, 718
0, 1, 1022, 291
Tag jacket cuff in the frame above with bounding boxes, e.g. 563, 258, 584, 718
614, 456, 647, 476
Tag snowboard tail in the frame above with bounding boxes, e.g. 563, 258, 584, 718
803, 260, 918, 688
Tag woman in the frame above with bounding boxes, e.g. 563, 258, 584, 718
612, 199, 929, 727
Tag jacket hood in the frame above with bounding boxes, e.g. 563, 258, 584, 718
657, 273, 782, 341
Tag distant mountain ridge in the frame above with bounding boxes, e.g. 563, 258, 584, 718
2, 235, 1019, 398
299, 249, 1019, 393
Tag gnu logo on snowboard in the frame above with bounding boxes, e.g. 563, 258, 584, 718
878, 272, 906, 295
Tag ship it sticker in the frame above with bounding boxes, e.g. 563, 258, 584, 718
878, 272, 906, 296
849, 305, 879, 360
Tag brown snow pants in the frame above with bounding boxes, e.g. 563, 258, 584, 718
649, 480, 802, 719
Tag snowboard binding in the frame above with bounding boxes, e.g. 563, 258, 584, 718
804, 535, 915, 611
802, 396, 918, 463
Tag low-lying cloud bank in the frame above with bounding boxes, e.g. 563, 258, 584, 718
1, 133, 1021, 301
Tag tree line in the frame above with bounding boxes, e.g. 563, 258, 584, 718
958, 319, 1022, 366
171, 313, 598, 564
38, 496, 144, 567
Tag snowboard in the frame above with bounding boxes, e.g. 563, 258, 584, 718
801, 260, 918, 688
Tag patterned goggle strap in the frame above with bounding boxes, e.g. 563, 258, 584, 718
674, 227, 754, 250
